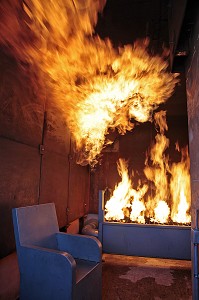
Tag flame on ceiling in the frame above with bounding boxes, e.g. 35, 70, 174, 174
0, 0, 178, 166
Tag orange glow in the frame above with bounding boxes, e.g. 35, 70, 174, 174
170, 145, 191, 224
144, 111, 170, 223
105, 159, 147, 222
105, 111, 191, 225
104, 159, 132, 221
0, 0, 178, 166
0, 1, 190, 225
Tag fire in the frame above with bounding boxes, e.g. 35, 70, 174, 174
0, 0, 178, 166
151, 201, 170, 224
105, 111, 191, 225
130, 193, 146, 224
0, 1, 190, 224
170, 145, 191, 223
105, 159, 148, 223
104, 159, 133, 221
144, 110, 170, 223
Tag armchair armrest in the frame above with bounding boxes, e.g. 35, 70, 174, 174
19, 245, 76, 300
56, 233, 102, 262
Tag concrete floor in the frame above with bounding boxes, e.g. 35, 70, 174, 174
0, 252, 192, 300
102, 254, 192, 300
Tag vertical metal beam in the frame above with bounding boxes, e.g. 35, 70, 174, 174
38, 111, 47, 204
66, 138, 72, 225
194, 243, 199, 299
98, 190, 105, 243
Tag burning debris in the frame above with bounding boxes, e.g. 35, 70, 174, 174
0, 0, 178, 166
105, 111, 191, 225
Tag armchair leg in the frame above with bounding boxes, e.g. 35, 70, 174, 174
75, 263, 102, 300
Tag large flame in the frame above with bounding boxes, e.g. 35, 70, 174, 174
0, 0, 178, 166
144, 111, 170, 222
104, 158, 133, 221
170, 145, 191, 223
105, 111, 191, 225
105, 158, 147, 223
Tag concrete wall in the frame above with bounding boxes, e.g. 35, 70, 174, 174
0, 50, 90, 260
185, 4, 199, 298
186, 6, 199, 228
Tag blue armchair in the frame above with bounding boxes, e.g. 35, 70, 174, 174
12, 203, 102, 300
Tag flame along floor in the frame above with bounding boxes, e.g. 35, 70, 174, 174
102, 253, 192, 300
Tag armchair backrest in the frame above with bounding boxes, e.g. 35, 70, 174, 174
12, 203, 59, 250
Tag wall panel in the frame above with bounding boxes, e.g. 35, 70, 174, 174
186, 6, 199, 228
0, 138, 40, 258
0, 51, 44, 147
42, 100, 71, 155
0, 52, 91, 258
38, 103, 71, 227
39, 152, 69, 228
68, 159, 90, 223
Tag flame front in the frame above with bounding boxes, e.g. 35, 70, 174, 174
144, 111, 170, 223
0, 0, 178, 166
105, 159, 133, 221
105, 159, 148, 223
0, 2, 190, 224
105, 112, 191, 225
170, 145, 191, 223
